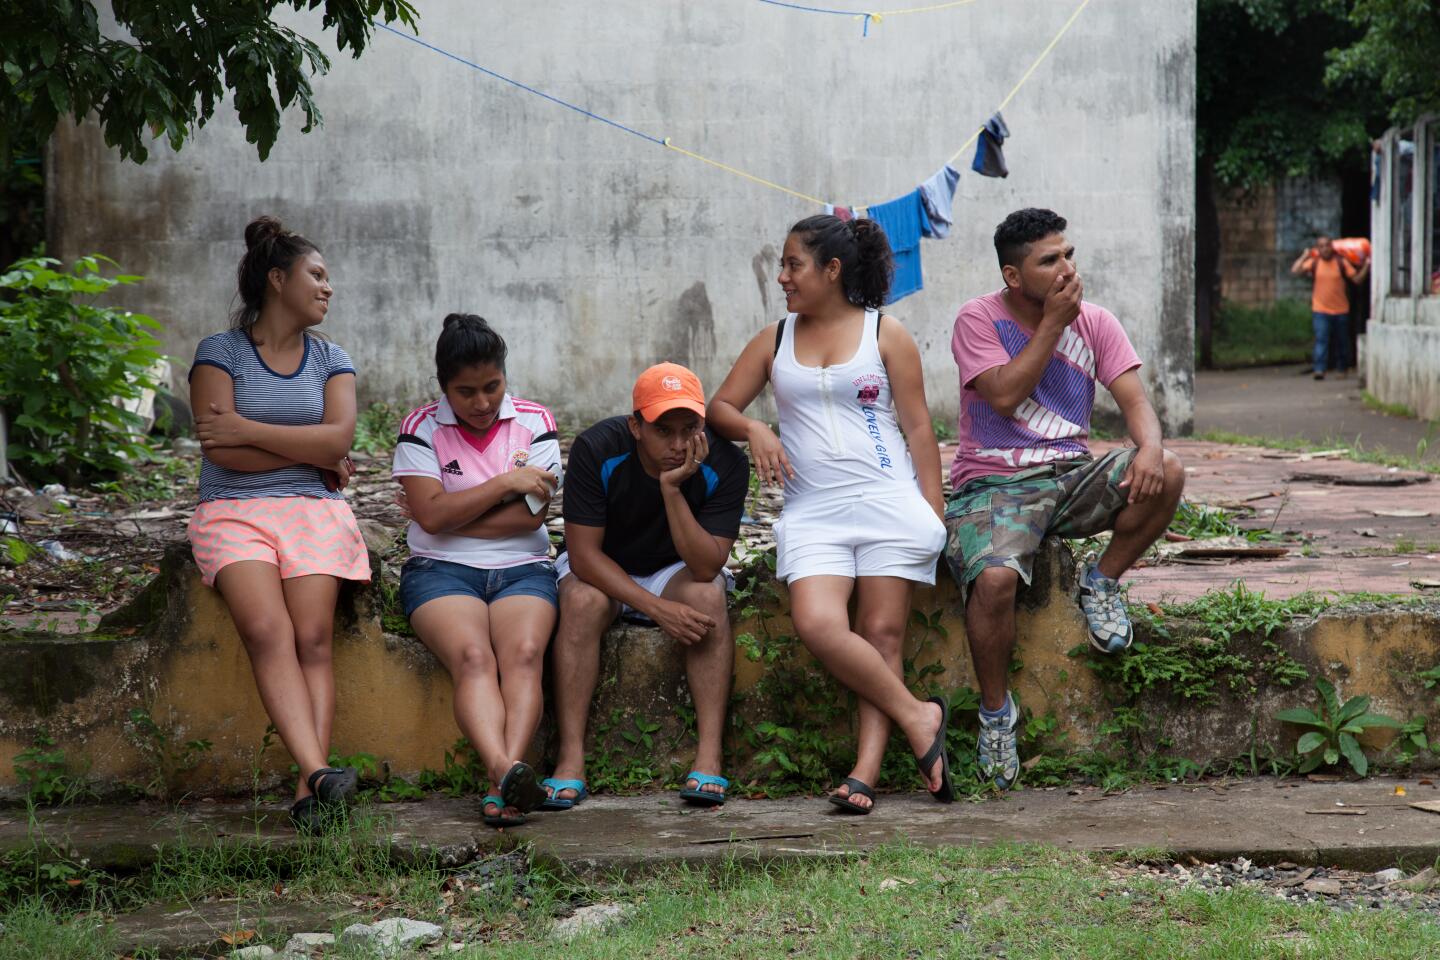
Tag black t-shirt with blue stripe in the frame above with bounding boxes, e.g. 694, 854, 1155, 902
189, 329, 355, 502
562, 416, 749, 575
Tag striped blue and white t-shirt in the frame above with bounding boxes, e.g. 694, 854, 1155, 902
189, 329, 356, 502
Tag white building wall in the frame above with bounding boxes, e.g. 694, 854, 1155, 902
1369, 121, 1440, 420
48, 0, 1195, 432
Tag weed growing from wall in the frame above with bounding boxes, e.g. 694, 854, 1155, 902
11, 731, 90, 806
123, 707, 212, 802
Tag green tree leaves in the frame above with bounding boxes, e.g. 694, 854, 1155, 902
0, 1, 418, 165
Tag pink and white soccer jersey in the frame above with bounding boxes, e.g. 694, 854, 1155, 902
392, 394, 562, 569
950, 290, 1141, 490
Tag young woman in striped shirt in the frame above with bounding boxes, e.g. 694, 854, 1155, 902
188, 216, 370, 833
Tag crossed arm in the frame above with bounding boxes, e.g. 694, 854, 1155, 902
397, 468, 554, 538
189, 364, 356, 473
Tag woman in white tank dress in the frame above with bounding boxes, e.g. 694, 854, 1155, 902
710, 214, 954, 811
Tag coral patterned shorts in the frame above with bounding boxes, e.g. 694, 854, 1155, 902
188, 496, 371, 586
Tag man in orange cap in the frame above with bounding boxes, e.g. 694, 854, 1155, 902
541, 362, 750, 810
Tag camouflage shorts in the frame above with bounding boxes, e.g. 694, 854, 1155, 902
943, 447, 1136, 602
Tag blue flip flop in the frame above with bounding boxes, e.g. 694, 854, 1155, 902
539, 777, 589, 811
678, 771, 728, 807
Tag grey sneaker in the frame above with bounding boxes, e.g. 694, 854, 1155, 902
1079, 562, 1133, 654
977, 692, 1020, 790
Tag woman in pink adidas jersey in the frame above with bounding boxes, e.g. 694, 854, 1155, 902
393, 314, 562, 828
188, 216, 370, 833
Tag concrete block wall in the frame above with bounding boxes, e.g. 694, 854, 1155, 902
1217, 184, 1277, 306
1215, 177, 1343, 309
47, 0, 1196, 435
1275, 176, 1343, 302
4, 545, 1438, 799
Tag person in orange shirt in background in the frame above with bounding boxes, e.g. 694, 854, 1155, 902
1290, 234, 1369, 380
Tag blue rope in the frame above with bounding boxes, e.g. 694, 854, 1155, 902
755, 0, 872, 36
754, 0, 858, 14
374, 23, 665, 146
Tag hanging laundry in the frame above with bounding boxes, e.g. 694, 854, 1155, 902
919, 164, 961, 239
824, 204, 855, 221
972, 111, 1010, 179
867, 190, 931, 303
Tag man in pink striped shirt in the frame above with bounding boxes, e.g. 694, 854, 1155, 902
944, 208, 1185, 791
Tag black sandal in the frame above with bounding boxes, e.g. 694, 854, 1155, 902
288, 795, 326, 835
481, 795, 527, 829
307, 766, 359, 806
915, 696, 955, 803
828, 777, 877, 815
498, 761, 546, 814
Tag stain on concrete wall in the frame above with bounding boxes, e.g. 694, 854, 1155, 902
47, 0, 1195, 433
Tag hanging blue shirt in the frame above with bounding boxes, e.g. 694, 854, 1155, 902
919, 164, 962, 239
868, 190, 930, 304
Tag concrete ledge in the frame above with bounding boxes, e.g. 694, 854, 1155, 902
4, 778, 1439, 877
3, 543, 1440, 796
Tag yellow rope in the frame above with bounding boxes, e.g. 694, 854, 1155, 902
668, 0, 1096, 205
947, 0, 1094, 164
662, 139, 829, 206
871, 0, 980, 18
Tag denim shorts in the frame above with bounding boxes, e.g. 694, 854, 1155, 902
399, 556, 558, 618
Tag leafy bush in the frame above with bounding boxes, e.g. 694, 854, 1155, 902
0, 255, 166, 483
354, 401, 402, 454
1208, 298, 1313, 369
12, 730, 87, 805
1277, 677, 1401, 776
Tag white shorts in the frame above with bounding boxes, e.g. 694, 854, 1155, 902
554, 552, 734, 618
775, 492, 945, 585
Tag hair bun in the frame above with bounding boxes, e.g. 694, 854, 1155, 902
244, 215, 285, 251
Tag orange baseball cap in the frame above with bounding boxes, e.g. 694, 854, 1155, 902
633, 362, 706, 421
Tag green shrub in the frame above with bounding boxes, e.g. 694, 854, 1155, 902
1208, 298, 1313, 368
0, 255, 166, 483
1276, 677, 1402, 776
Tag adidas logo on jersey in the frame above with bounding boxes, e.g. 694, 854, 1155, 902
442, 459, 463, 476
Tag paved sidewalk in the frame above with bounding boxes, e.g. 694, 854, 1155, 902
5, 778, 1438, 877
935, 436, 1439, 604
1195, 366, 1438, 464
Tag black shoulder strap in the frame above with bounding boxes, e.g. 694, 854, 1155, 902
773, 316, 786, 357
875, 310, 882, 337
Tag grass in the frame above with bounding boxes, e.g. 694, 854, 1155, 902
1195, 429, 1440, 474
5, 836, 1439, 959
1361, 391, 1431, 423
1207, 299, 1313, 369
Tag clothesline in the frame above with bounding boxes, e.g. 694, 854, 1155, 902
755, 0, 984, 37
374, 0, 1093, 208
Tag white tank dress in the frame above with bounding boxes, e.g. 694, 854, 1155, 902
770, 309, 946, 583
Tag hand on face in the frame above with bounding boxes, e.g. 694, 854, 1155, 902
660, 431, 709, 489
1041, 269, 1083, 329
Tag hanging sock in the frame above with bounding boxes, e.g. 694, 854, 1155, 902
867, 190, 930, 303
972, 111, 1011, 179
825, 204, 855, 221
919, 164, 961, 238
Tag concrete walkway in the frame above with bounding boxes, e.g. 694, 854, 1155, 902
934, 436, 1440, 604
5, 778, 1439, 878
1195, 366, 1438, 464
